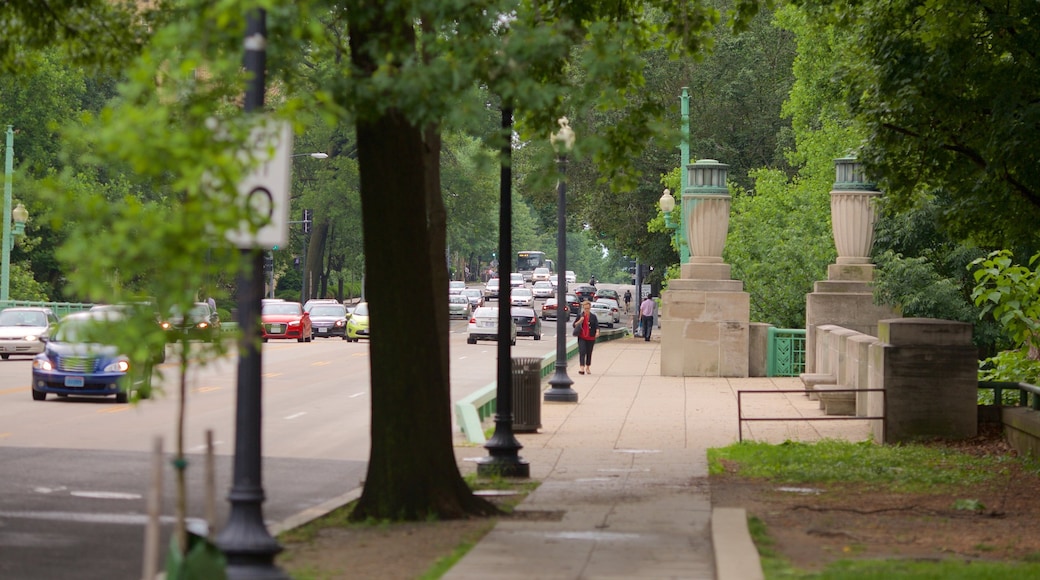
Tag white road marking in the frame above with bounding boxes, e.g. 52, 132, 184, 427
349, 392, 365, 399
285, 412, 306, 420
69, 491, 142, 500
189, 441, 223, 452
0, 511, 207, 526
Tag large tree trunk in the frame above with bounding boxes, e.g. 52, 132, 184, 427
347, 8, 495, 521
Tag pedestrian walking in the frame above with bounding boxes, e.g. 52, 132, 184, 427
573, 300, 600, 375
639, 294, 656, 341
623, 289, 632, 313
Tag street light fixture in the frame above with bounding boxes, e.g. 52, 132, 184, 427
544, 117, 578, 403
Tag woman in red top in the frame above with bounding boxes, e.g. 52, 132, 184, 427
573, 300, 600, 375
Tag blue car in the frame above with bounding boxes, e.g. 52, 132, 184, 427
31, 311, 154, 404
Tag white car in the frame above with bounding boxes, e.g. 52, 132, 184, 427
448, 295, 472, 319
509, 273, 525, 289
483, 278, 500, 299
590, 300, 617, 328
596, 298, 622, 323
565, 270, 577, 284
467, 307, 516, 345
510, 288, 535, 307
532, 281, 555, 298
448, 281, 467, 295
532, 267, 551, 282
0, 307, 60, 359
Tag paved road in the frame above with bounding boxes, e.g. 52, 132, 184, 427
0, 309, 568, 579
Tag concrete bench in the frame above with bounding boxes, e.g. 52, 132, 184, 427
799, 373, 836, 401
815, 384, 856, 416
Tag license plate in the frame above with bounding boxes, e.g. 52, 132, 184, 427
478, 321, 494, 328
270, 324, 284, 334
65, 376, 85, 388
318, 327, 328, 333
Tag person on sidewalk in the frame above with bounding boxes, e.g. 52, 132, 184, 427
639, 294, 656, 341
573, 300, 600, 374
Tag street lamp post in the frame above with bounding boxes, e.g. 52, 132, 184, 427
545, 117, 578, 403
2, 126, 28, 302
659, 188, 680, 254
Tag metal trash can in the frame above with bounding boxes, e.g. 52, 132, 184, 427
511, 357, 542, 432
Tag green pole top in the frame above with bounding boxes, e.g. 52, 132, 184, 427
833, 156, 878, 191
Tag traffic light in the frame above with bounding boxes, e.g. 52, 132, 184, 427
263, 253, 274, 273
302, 208, 313, 234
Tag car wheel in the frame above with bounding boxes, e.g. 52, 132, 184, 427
0, 354, 8, 360
115, 391, 129, 404
510, 337, 516, 346
467, 337, 477, 344
342, 335, 349, 341
534, 333, 541, 340
608, 322, 614, 328
32, 390, 46, 401
262, 338, 268, 343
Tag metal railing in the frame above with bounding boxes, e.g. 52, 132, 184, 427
978, 381, 1040, 410
737, 388, 886, 442
0, 300, 94, 318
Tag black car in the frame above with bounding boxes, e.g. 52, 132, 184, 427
309, 303, 349, 339
572, 284, 597, 303
511, 307, 542, 340
594, 288, 620, 303
161, 302, 220, 342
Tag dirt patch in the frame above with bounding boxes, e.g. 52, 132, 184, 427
711, 424, 1040, 570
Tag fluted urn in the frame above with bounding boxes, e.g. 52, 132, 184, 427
681, 159, 730, 262
830, 157, 881, 265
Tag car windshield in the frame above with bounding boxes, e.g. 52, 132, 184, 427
263, 303, 303, 316
449, 281, 465, 288
53, 316, 119, 343
463, 289, 481, 296
487, 279, 499, 287
0, 310, 48, 326
352, 303, 369, 316
514, 289, 532, 296
450, 296, 469, 303
311, 306, 346, 317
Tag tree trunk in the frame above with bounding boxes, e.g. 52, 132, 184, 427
347, 8, 495, 521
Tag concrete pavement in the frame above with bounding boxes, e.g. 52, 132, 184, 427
446, 335, 871, 580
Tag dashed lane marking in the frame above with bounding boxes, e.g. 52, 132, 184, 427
97, 406, 129, 414
311, 361, 331, 366
285, 412, 306, 420
349, 392, 365, 399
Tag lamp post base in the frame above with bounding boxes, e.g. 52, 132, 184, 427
476, 454, 530, 478
544, 365, 577, 402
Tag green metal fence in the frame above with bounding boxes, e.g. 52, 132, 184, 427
766, 327, 806, 377
0, 300, 95, 318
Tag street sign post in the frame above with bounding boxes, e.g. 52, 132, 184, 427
228, 120, 292, 250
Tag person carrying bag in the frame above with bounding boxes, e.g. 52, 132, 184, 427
573, 301, 600, 375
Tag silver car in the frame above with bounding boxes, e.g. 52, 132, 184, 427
448, 295, 472, 319
589, 300, 616, 328
510, 288, 534, 308
467, 307, 516, 345
532, 281, 555, 298
0, 307, 59, 360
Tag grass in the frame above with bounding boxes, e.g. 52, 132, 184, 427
711, 438, 1040, 579
707, 438, 1016, 493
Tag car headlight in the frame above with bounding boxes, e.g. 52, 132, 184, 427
335, 320, 345, 327
160, 321, 172, 330
196, 322, 210, 330
288, 320, 301, 328
33, 358, 54, 371
104, 359, 131, 373
24, 334, 38, 341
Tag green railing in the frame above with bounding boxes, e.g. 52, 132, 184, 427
0, 300, 95, 318
766, 327, 806, 377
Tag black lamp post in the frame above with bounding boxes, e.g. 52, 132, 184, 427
477, 106, 529, 478
215, 10, 287, 579
545, 117, 578, 403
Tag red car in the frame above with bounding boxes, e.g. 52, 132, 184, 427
261, 301, 312, 342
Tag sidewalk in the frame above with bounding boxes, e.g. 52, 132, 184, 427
446, 336, 871, 580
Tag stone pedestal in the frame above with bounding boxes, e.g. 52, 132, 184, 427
661, 270, 750, 377
805, 263, 897, 373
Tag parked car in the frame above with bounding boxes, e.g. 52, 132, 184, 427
589, 300, 616, 328
565, 270, 577, 284
461, 288, 485, 309
31, 310, 153, 403
572, 284, 597, 302
448, 295, 472, 319
345, 301, 370, 342
0, 307, 59, 360
484, 277, 500, 300
161, 302, 220, 341
510, 287, 534, 308
531, 267, 551, 282
509, 273, 525, 289
511, 307, 542, 340
594, 288, 620, 303
532, 281, 555, 299
467, 307, 516, 345
309, 303, 349, 339
261, 301, 312, 342
448, 281, 467, 295
595, 298, 621, 324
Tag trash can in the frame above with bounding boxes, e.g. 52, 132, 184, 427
511, 357, 542, 432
